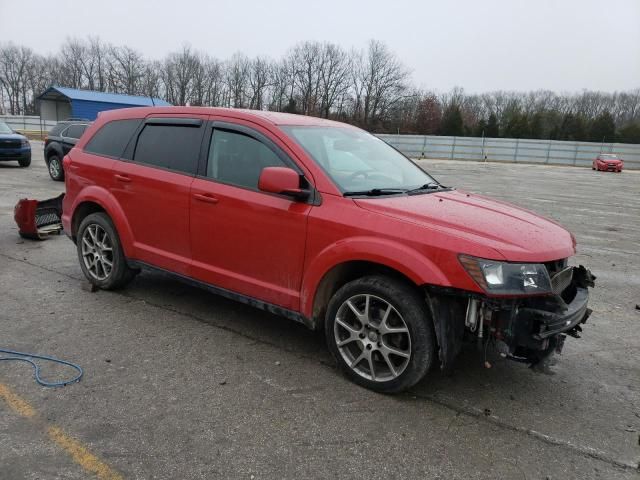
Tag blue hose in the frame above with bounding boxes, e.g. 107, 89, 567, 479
0, 348, 83, 387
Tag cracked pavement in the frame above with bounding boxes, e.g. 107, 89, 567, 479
0, 146, 639, 479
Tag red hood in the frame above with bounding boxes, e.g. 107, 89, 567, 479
354, 190, 576, 263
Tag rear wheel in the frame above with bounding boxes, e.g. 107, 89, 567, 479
47, 155, 64, 181
77, 213, 137, 290
325, 275, 435, 393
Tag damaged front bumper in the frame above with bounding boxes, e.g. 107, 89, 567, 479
427, 265, 596, 371
485, 265, 596, 365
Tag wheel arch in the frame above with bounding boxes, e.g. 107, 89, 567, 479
45, 144, 63, 162
301, 237, 450, 330
69, 188, 135, 257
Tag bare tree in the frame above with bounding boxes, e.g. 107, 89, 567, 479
1, 36, 639, 142
0, 43, 33, 114
355, 40, 410, 128
317, 43, 350, 118
247, 57, 271, 110
224, 53, 250, 108
161, 46, 200, 105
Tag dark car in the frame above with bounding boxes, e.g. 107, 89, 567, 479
44, 120, 89, 180
0, 121, 31, 167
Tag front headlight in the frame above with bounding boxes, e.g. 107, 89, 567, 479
459, 255, 552, 295
21, 139, 30, 148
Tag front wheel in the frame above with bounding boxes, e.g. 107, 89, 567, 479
77, 212, 137, 290
325, 275, 435, 393
18, 156, 31, 167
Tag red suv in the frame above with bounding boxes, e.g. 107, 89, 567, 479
62, 107, 595, 393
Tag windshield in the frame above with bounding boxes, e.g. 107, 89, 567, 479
600, 154, 619, 159
0, 122, 13, 134
282, 126, 436, 194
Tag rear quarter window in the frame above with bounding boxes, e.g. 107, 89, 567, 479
84, 119, 142, 158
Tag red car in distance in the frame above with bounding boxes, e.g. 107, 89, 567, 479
593, 153, 623, 172
61, 107, 594, 393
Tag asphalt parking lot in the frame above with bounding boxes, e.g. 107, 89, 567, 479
1, 143, 639, 479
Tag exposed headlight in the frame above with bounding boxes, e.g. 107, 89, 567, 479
459, 255, 552, 295
21, 139, 30, 148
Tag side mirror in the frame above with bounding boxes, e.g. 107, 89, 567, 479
258, 167, 310, 200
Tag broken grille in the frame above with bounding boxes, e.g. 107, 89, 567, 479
35, 208, 61, 228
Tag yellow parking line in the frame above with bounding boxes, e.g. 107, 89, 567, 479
0, 383, 37, 418
47, 425, 123, 480
0, 382, 123, 480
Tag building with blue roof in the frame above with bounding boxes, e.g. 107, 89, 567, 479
37, 86, 171, 121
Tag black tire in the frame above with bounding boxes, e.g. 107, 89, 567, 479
18, 156, 31, 167
47, 155, 64, 181
77, 212, 137, 290
325, 275, 435, 393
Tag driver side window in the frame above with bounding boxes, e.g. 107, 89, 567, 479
206, 129, 285, 190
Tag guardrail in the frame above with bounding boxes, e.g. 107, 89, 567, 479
377, 134, 640, 170
0, 115, 58, 139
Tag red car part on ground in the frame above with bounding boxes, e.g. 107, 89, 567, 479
14, 194, 64, 240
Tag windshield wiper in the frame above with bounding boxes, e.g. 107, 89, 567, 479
343, 188, 407, 197
406, 182, 448, 195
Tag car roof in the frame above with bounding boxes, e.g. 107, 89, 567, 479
95, 106, 359, 129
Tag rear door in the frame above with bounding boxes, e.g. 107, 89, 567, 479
189, 119, 313, 310
111, 116, 206, 275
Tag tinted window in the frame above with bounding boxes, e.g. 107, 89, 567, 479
64, 124, 87, 139
133, 124, 202, 174
207, 129, 286, 189
85, 119, 142, 158
50, 123, 70, 136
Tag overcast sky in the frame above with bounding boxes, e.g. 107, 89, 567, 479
1, 0, 638, 93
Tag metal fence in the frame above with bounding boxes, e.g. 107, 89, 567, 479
377, 134, 640, 170
0, 115, 57, 138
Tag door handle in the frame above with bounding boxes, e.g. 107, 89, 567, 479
193, 193, 219, 204
114, 174, 131, 183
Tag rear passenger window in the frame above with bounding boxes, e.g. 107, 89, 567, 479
49, 123, 68, 137
207, 129, 286, 189
133, 124, 202, 174
64, 124, 87, 139
85, 119, 142, 158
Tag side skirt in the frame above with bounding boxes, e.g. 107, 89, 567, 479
127, 260, 313, 330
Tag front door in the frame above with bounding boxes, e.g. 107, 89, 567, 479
189, 121, 312, 310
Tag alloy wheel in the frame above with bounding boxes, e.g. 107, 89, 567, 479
81, 224, 114, 280
49, 158, 61, 178
334, 294, 411, 382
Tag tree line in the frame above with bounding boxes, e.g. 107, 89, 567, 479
1, 37, 639, 143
